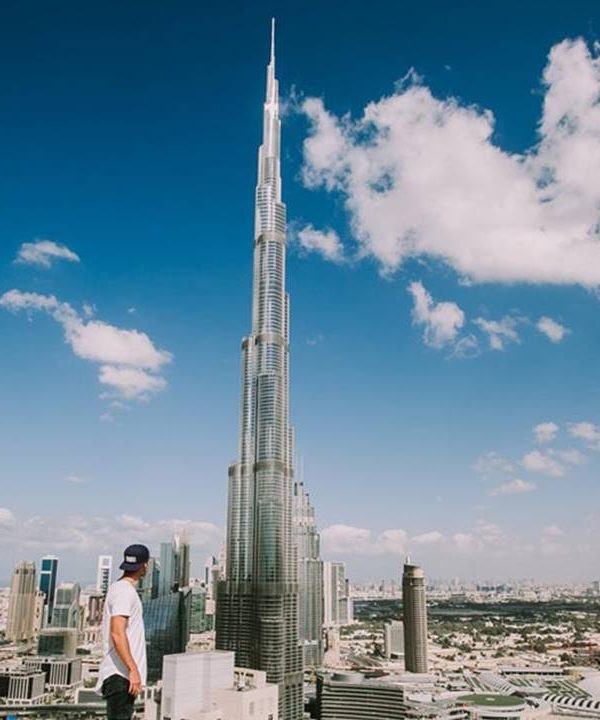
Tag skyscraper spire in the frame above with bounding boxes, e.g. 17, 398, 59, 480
216, 21, 303, 720
270, 17, 275, 65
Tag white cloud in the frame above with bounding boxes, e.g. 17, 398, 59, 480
297, 225, 345, 263
452, 521, 509, 554
15, 240, 80, 268
474, 316, 520, 350
539, 525, 566, 556
0, 289, 172, 401
412, 531, 444, 544
452, 333, 480, 358
522, 449, 564, 476
306, 334, 324, 347
490, 478, 537, 496
534, 421, 559, 444
301, 39, 600, 288
543, 525, 564, 537
568, 421, 600, 449
407, 281, 465, 348
472, 451, 514, 477
555, 448, 586, 465
99, 365, 167, 400
66, 475, 88, 484
0, 508, 15, 527
1, 511, 222, 557
537, 316, 568, 342
522, 446, 585, 476
321, 524, 408, 556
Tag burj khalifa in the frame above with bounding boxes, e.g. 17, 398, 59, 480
215, 21, 303, 720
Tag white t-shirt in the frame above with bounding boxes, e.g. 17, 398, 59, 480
97, 579, 147, 691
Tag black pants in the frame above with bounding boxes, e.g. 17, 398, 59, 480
102, 674, 135, 720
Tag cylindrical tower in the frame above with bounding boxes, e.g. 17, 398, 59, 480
402, 558, 428, 673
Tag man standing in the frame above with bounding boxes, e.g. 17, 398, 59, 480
98, 544, 149, 720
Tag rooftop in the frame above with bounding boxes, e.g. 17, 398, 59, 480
458, 694, 525, 708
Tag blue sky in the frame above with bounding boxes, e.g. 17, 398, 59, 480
1, 0, 600, 584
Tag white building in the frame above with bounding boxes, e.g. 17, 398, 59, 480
160, 651, 278, 720
96, 555, 113, 597
323, 562, 353, 627
23, 657, 82, 689
384, 620, 405, 659
213, 668, 278, 720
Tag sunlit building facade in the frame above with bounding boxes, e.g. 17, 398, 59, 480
216, 21, 303, 720
96, 555, 112, 598
403, 558, 428, 673
293, 480, 323, 667
6, 561, 38, 644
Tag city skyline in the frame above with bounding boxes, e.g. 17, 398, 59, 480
2, 0, 600, 583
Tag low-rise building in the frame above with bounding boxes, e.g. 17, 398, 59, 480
23, 656, 82, 689
0, 668, 46, 705
37, 627, 78, 657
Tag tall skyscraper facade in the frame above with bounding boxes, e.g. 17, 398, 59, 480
293, 480, 323, 667
96, 555, 112, 598
143, 588, 192, 683
6, 561, 37, 643
323, 562, 352, 627
402, 558, 428, 673
39, 555, 58, 625
139, 556, 160, 602
216, 22, 303, 720
159, 535, 189, 595
178, 533, 191, 589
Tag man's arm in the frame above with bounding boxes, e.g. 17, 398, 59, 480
110, 615, 142, 696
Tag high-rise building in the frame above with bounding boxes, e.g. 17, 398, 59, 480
402, 558, 428, 673
33, 591, 45, 636
6, 561, 38, 643
87, 592, 104, 626
190, 586, 208, 633
159, 536, 189, 595
204, 555, 217, 589
293, 480, 323, 667
39, 556, 58, 626
323, 562, 352, 628
143, 588, 192, 683
178, 532, 191, 588
383, 620, 404, 659
51, 582, 81, 629
96, 556, 112, 598
215, 22, 303, 720
139, 556, 160, 602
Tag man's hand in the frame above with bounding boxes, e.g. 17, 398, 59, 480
128, 667, 142, 696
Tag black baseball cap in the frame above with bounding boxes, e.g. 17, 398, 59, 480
119, 544, 150, 572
